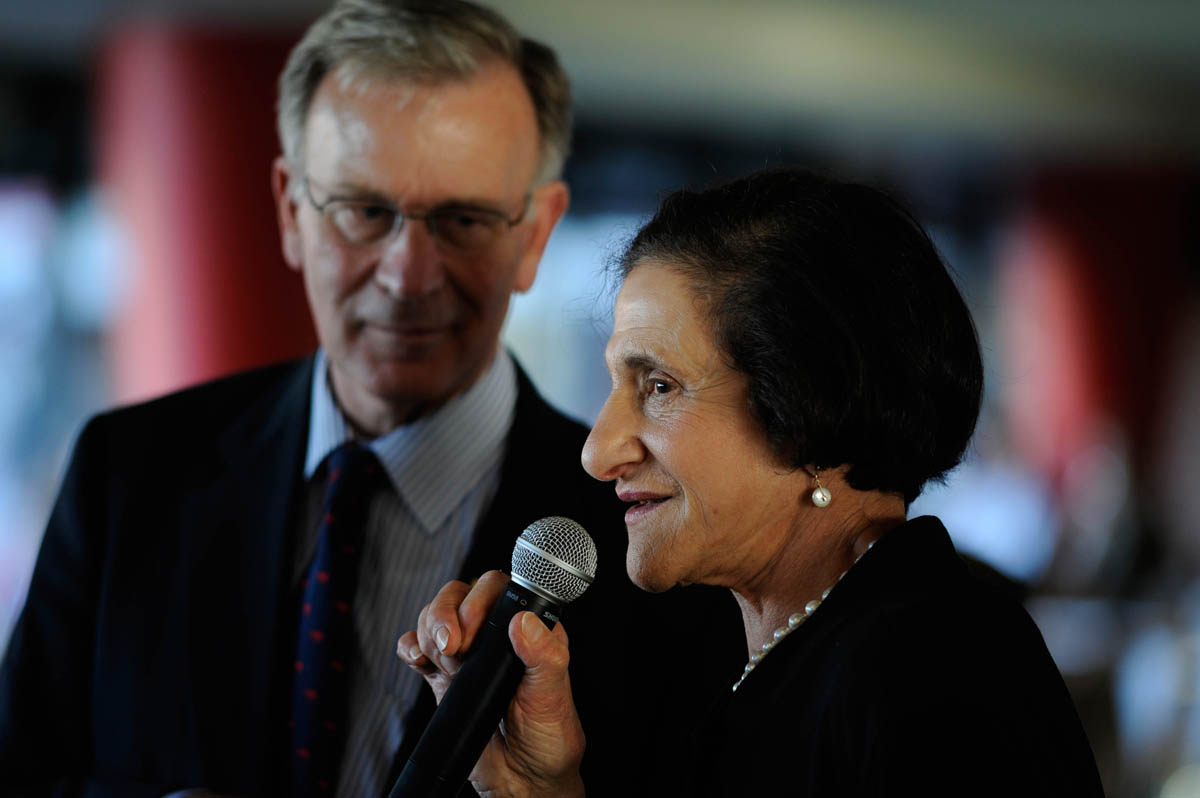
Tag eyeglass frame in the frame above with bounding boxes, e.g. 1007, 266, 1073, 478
299, 174, 534, 252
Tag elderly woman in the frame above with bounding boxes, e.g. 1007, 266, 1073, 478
399, 168, 1103, 796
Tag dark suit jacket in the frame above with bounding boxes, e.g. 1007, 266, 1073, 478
0, 357, 744, 797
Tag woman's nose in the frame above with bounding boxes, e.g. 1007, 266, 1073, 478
582, 393, 643, 482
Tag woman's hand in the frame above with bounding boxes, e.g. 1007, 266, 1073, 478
397, 571, 586, 798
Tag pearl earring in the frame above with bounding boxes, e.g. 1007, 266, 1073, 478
810, 469, 831, 508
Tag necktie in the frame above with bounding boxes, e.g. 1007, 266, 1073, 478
290, 442, 381, 796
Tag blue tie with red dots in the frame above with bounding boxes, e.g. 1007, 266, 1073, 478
290, 442, 381, 797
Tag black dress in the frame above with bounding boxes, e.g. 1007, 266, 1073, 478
686, 516, 1104, 796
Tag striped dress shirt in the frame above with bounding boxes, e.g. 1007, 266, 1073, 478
295, 349, 517, 798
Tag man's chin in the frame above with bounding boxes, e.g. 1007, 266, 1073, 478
359, 326, 454, 359
365, 370, 461, 408
353, 343, 463, 391
327, 356, 460, 421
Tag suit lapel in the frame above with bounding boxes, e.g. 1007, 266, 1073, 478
385, 365, 568, 791
218, 356, 312, 692
457, 366, 560, 578
177, 358, 313, 792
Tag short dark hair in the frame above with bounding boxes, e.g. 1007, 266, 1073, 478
278, 0, 571, 183
619, 167, 983, 505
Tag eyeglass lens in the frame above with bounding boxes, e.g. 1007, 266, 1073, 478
325, 202, 510, 252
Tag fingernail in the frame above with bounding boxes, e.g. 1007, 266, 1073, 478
408, 645, 423, 662
435, 626, 449, 651
521, 612, 545, 642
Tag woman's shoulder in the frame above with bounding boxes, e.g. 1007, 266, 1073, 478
687, 517, 1104, 796
836, 516, 1050, 667
802, 516, 1104, 795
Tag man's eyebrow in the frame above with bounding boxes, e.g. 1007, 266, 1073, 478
321, 182, 509, 212
320, 182, 393, 203
435, 195, 510, 209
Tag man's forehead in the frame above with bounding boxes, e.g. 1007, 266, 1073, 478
303, 62, 540, 200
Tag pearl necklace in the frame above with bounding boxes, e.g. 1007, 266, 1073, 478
731, 539, 875, 692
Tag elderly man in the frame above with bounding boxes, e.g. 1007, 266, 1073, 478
0, 1, 741, 796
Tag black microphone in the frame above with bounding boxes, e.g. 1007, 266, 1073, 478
389, 516, 597, 798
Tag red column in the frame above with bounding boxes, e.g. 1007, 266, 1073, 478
98, 25, 316, 404
999, 167, 1189, 493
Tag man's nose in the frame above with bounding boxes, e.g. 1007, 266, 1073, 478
373, 220, 445, 298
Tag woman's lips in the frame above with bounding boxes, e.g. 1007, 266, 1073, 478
618, 491, 672, 524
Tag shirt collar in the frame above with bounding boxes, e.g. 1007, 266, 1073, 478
305, 348, 518, 533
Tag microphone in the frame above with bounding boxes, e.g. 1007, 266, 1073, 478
389, 516, 597, 798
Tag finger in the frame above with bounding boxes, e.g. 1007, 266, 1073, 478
455, 570, 511, 652
396, 630, 433, 673
414, 604, 434, 659
423, 579, 473, 657
509, 611, 571, 669
503, 614, 586, 779
507, 613, 575, 717
401, 624, 457, 701
412, 603, 460, 678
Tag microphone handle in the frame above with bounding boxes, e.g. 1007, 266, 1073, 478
390, 581, 562, 798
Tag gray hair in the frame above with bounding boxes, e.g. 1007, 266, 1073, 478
277, 0, 572, 185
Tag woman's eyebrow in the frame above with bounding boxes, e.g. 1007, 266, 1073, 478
605, 334, 676, 375
622, 353, 667, 373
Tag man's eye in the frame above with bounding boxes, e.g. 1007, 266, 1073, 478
357, 204, 392, 220
447, 212, 485, 229
329, 203, 396, 242
428, 209, 504, 250
336, 203, 391, 222
435, 209, 502, 232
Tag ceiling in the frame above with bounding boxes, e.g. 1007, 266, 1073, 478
2, 0, 1198, 158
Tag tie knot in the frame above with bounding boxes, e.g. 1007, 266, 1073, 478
325, 441, 380, 484
322, 442, 383, 511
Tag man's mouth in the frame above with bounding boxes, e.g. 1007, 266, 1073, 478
362, 322, 451, 341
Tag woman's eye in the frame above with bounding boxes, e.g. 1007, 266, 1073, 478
643, 376, 676, 398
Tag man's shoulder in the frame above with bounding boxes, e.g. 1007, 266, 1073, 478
506, 373, 599, 506
473, 365, 617, 563
87, 356, 312, 441
509, 367, 590, 444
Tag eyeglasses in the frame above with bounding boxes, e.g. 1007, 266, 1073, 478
301, 175, 531, 253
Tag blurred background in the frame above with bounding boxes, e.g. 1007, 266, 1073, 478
1, 0, 1198, 794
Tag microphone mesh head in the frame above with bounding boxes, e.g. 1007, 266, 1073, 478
511, 517, 597, 605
